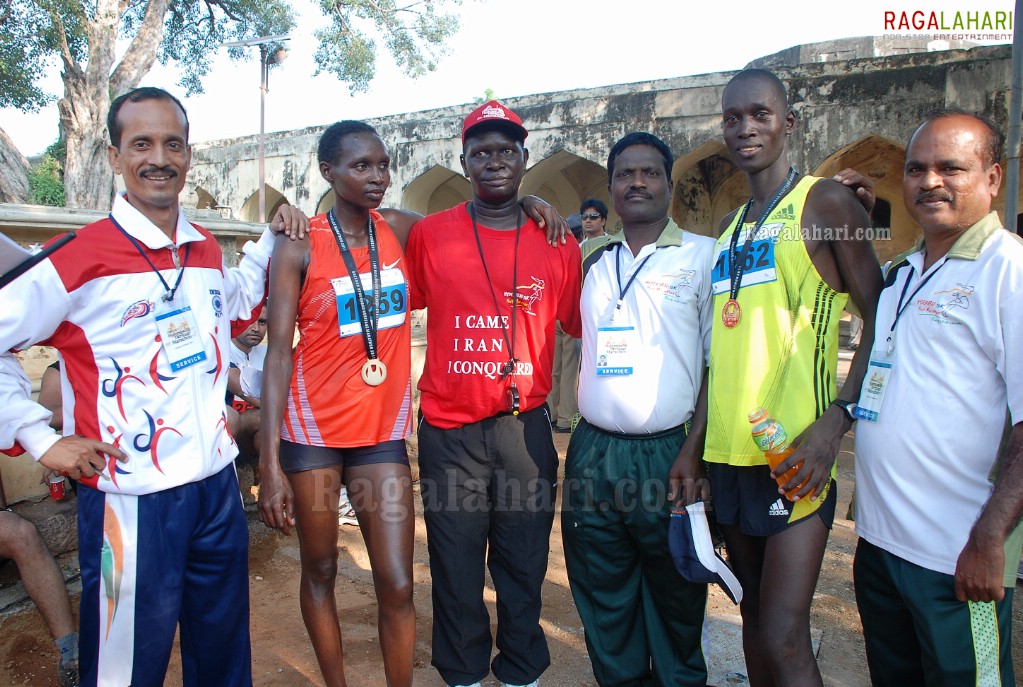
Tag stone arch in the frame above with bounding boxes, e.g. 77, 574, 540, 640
401, 165, 470, 216
194, 186, 219, 210
813, 134, 908, 264
239, 185, 289, 223
521, 150, 611, 226
670, 140, 736, 237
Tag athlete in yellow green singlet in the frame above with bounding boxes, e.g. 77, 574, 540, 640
705, 69, 883, 687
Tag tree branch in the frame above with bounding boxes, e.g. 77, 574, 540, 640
85, 0, 120, 95
110, 0, 172, 96
203, 0, 242, 24
38, 2, 80, 80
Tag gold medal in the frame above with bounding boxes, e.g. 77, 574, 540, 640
361, 358, 387, 386
722, 298, 742, 329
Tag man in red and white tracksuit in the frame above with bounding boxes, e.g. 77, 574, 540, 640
0, 87, 275, 687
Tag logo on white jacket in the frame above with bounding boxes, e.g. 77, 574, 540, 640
210, 289, 223, 318
121, 300, 155, 327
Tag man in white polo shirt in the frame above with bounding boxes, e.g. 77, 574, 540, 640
854, 110, 1023, 685
229, 303, 267, 404
561, 132, 716, 686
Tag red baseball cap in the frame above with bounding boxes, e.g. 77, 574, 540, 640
461, 100, 528, 144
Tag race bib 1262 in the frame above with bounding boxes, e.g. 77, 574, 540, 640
711, 224, 780, 295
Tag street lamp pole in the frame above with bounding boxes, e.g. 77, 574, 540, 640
222, 34, 290, 223
259, 44, 268, 223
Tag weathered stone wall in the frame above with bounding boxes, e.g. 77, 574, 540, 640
186, 44, 1015, 265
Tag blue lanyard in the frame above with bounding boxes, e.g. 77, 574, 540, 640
614, 244, 654, 310
886, 259, 945, 353
111, 216, 190, 302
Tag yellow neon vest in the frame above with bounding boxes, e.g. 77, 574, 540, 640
705, 175, 848, 467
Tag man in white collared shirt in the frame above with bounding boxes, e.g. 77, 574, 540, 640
0, 87, 280, 687
854, 110, 1023, 686
562, 132, 716, 686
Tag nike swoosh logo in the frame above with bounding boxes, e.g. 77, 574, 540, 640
383, 258, 401, 269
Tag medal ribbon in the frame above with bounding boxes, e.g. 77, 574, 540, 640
112, 216, 190, 302
726, 167, 799, 301
469, 202, 522, 380
327, 209, 381, 363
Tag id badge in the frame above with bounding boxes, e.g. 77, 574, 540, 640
155, 302, 208, 371
856, 350, 893, 422
331, 268, 408, 338
595, 325, 638, 376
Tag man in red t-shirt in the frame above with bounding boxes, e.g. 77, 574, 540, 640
406, 101, 581, 687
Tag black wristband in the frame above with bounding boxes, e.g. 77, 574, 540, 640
831, 398, 858, 422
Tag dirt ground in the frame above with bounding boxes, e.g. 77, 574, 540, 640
0, 432, 1021, 686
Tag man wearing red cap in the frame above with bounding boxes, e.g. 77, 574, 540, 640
406, 101, 582, 687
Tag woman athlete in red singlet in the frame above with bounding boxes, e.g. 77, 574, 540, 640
259, 122, 422, 687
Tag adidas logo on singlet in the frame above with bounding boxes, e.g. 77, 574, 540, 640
775, 203, 796, 221
768, 498, 790, 517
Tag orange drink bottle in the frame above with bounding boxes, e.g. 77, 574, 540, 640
748, 407, 807, 500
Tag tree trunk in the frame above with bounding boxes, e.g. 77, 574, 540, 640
0, 128, 29, 203
60, 87, 115, 210
59, 0, 169, 210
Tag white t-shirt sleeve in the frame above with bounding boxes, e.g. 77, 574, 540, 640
999, 249, 1023, 424
222, 229, 274, 320
699, 241, 715, 367
0, 260, 69, 458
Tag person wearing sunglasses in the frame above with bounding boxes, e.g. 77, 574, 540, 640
579, 199, 608, 242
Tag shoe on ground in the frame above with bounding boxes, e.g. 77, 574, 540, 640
57, 664, 79, 687
504, 682, 539, 687
553, 425, 571, 434
338, 499, 358, 527
448, 683, 481, 687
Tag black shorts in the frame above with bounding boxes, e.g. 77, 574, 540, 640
278, 439, 409, 476
707, 462, 836, 537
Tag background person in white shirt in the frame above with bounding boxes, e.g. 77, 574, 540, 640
229, 304, 268, 405
228, 304, 267, 482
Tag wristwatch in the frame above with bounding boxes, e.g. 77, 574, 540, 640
831, 398, 858, 422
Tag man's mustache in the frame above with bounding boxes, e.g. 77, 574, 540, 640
915, 190, 953, 204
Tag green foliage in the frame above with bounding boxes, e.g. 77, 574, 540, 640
314, 0, 461, 93
27, 153, 65, 206
132, 0, 297, 96
2, 0, 464, 107
44, 138, 66, 165
473, 88, 496, 104
0, 2, 59, 110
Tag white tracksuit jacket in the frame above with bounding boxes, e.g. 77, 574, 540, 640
0, 195, 273, 496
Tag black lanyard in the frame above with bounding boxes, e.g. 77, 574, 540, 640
469, 203, 522, 380
886, 259, 945, 353
112, 216, 190, 302
614, 244, 654, 310
726, 167, 799, 300
327, 209, 380, 362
